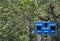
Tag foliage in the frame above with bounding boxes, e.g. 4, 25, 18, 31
0, 0, 60, 41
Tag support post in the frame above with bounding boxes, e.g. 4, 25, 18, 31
47, 35, 51, 41
37, 35, 42, 41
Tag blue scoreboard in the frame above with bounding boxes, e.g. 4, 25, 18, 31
34, 21, 56, 35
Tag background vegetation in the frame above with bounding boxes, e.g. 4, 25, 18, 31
0, 0, 60, 41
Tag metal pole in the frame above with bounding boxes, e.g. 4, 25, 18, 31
37, 35, 42, 41
47, 35, 51, 41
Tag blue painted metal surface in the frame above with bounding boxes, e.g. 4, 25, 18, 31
34, 21, 56, 35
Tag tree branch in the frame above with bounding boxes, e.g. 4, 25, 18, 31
56, 14, 60, 19
38, 16, 51, 21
